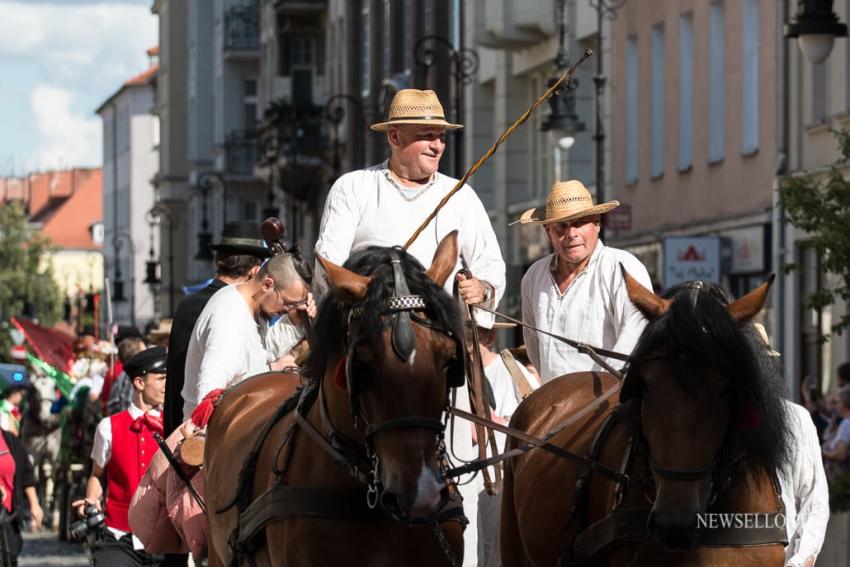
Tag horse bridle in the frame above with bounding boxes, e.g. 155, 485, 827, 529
338, 252, 464, 513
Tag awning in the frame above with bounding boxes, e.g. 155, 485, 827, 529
10, 317, 75, 373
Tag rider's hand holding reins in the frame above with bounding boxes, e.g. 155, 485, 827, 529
455, 273, 492, 305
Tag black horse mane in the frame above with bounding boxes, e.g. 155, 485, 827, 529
307, 246, 464, 379
627, 281, 791, 475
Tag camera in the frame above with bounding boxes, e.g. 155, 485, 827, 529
69, 504, 105, 542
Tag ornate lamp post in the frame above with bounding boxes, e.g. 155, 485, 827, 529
324, 94, 367, 185
785, 0, 848, 64
541, 0, 587, 157
147, 206, 175, 317
195, 171, 227, 260
591, 0, 626, 242
111, 231, 136, 325
414, 35, 480, 177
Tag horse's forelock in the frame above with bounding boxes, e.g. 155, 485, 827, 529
307, 246, 463, 380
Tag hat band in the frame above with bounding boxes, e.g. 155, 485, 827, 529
216, 237, 268, 248
387, 115, 447, 122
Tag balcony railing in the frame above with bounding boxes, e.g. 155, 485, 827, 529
224, 130, 259, 176
224, 6, 260, 53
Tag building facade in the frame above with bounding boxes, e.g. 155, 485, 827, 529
97, 53, 160, 327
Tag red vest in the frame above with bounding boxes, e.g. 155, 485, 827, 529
104, 410, 159, 532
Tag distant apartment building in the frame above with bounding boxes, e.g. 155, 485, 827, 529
152, 0, 190, 317
97, 50, 160, 327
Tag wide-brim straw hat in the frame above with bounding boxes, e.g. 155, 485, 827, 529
370, 89, 463, 132
516, 180, 620, 225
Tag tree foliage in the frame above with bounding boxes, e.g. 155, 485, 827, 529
780, 129, 850, 339
0, 201, 63, 361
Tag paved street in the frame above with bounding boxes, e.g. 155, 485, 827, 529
19, 531, 88, 567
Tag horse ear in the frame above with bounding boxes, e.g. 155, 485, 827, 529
727, 274, 774, 324
316, 255, 372, 304
620, 263, 671, 321
425, 231, 459, 287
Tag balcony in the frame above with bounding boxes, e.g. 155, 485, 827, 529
223, 6, 260, 58
274, 0, 326, 14
261, 101, 328, 199
224, 130, 260, 176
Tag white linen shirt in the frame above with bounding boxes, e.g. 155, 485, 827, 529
90, 403, 160, 549
313, 161, 506, 327
521, 242, 652, 382
181, 285, 271, 420
780, 401, 830, 567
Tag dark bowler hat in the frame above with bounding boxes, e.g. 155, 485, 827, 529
124, 346, 167, 378
210, 221, 271, 258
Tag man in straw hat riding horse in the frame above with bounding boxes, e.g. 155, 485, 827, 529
315, 88, 506, 566
518, 180, 652, 383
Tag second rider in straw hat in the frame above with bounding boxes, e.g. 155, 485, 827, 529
314, 88, 506, 567
517, 180, 653, 383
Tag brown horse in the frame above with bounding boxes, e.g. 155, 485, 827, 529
501, 275, 791, 566
205, 233, 469, 566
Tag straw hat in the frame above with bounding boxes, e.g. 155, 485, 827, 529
147, 319, 172, 341
370, 89, 463, 132
516, 180, 620, 225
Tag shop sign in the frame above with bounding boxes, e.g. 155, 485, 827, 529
663, 236, 721, 288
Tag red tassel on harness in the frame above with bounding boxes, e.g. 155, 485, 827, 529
738, 400, 761, 429
333, 359, 347, 390
191, 388, 225, 428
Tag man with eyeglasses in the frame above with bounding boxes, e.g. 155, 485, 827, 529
517, 180, 653, 383
180, 253, 316, 421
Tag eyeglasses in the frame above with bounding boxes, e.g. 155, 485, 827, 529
281, 298, 309, 312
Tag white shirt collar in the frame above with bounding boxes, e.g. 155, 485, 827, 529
127, 403, 161, 419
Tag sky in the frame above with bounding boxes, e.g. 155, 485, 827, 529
0, 0, 157, 176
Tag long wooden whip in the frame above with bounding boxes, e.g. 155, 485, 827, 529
402, 48, 594, 250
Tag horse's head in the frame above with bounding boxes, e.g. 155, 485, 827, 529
313, 232, 464, 524
621, 270, 789, 550
27, 374, 60, 430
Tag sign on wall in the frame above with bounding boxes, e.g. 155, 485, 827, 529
725, 225, 765, 274
663, 236, 721, 288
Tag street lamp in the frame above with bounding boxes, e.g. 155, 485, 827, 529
785, 0, 848, 64
541, 0, 586, 152
324, 94, 367, 185
111, 231, 136, 326
194, 172, 227, 261
414, 35, 480, 178
591, 0, 627, 242
147, 206, 175, 317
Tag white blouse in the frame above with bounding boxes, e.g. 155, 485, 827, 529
521, 242, 652, 382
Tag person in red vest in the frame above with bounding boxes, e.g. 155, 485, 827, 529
73, 346, 166, 566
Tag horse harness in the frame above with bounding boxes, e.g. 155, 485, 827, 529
561, 398, 788, 565
220, 252, 467, 567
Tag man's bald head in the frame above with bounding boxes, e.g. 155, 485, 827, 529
257, 253, 304, 290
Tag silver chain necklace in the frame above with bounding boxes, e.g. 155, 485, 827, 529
383, 166, 438, 202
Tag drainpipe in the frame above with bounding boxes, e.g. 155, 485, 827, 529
774, 0, 790, 398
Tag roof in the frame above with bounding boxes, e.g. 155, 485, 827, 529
95, 61, 159, 114
0, 168, 103, 250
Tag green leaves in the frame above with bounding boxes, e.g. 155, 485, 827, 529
779, 129, 850, 340
0, 201, 62, 362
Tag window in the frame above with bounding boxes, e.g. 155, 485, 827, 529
812, 62, 827, 124
651, 25, 665, 178
626, 36, 639, 183
678, 14, 693, 171
244, 78, 259, 130
402, 0, 412, 74
383, 0, 391, 78
708, 1, 725, 163
361, 1, 370, 96
741, 0, 759, 154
